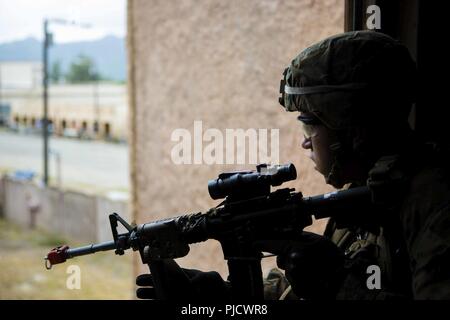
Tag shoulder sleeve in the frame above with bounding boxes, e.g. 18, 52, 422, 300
401, 166, 450, 299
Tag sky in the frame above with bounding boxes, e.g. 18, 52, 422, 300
0, 0, 126, 44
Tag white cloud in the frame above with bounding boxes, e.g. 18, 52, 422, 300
0, 0, 126, 43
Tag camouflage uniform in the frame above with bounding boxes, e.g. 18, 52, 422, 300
269, 31, 450, 300
396, 153, 450, 299
264, 150, 450, 300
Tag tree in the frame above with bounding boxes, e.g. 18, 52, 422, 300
50, 60, 62, 83
65, 54, 100, 83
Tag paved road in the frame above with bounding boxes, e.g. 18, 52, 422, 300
0, 130, 129, 194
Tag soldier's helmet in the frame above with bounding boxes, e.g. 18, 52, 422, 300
279, 30, 417, 130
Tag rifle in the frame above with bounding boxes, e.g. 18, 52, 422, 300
45, 163, 373, 300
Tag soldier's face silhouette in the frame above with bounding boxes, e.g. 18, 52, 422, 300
299, 113, 336, 179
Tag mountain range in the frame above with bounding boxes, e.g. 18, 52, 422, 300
0, 35, 126, 81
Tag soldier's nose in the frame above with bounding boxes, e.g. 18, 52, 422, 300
302, 136, 312, 150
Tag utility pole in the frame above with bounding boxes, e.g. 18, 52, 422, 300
43, 19, 50, 186
41, 18, 91, 186
93, 65, 100, 138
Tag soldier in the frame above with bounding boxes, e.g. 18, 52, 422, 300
137, 31, 450, 300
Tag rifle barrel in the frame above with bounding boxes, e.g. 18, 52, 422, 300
66, 240, 117, 258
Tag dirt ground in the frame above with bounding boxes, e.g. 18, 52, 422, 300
0, 218, 134, 299
0, 215, 328, 300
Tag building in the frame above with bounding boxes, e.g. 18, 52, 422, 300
0, 61, 42, 89
0, 61, 128, 141
3, 83, 128, 141
127, 0, 342, 276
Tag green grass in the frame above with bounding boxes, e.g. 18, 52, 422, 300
0, 218, 134, 299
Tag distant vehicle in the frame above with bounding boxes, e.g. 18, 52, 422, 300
0, 103, 11, 126
11, 170, 36, 181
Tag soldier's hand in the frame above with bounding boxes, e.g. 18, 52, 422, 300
260, 232, 345, 300
136, 273, 157, 299
136, 260, 231, 301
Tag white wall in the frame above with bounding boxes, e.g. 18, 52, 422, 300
1, 176, 129, 243
0, 62, 42, 89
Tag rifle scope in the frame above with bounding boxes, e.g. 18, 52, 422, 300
208, 163, 297, 200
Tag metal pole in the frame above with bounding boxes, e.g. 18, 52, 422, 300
43, 19, 49, 186
41, 18, 91, 185
56, 151, 62, 189
94, 71, 99, 138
